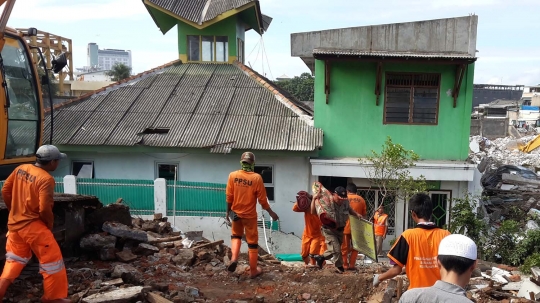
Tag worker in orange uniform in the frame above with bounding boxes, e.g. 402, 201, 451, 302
373, 193, 450, 290
0, 145, 70, 302
373, 204, 388, 257
226, 152, 279, 279
293, 192, 326, 267
341, 183, 366, 270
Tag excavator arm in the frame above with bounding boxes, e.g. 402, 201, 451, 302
0, 0, 15, 51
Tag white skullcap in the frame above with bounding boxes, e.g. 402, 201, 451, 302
438, 234, 477, 260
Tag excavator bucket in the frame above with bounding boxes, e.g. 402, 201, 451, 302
519, 134, 540, 153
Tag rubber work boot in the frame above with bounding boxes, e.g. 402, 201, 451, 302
248, 249, 262, 279
314, 255, 325, 269
348, 251, 359, 270
0, 278, 11, 300
227, 238, 241, 272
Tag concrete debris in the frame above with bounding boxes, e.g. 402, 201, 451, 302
116, 249, 138, 262
80, 233, 117, 250
102, 222, 149, 242
469, 135, 540, 167
82, 286, 145, 303
88, 203, 133, 230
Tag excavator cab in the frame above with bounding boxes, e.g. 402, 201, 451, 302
0, 0, 67, 179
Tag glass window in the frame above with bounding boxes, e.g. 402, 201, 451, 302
188, 35, 200, 61
201, 36, 214, 62
1, 36, 40, 158
384, 73, 440, 125
72, 161, 94, 178
157, 163, 178, 181
216, 36, 228, 62
255, 165, 274, 202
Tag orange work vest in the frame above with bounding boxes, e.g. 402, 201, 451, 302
374, 213, 388, 236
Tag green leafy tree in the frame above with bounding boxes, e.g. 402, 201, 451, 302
448, 193, 487, 252
106, 63, 132, 82
361, 136, 428, 206
274, 72, 314, 101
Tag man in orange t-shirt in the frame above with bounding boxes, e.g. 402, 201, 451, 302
373, 193, 450, 290
293, 193, 326, 267
226, 152, 279, 279
0, 145, 70, 302
341, 183, 366, 270
373, 204, 388, 257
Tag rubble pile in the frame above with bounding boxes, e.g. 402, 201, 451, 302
468, 135, 540, 167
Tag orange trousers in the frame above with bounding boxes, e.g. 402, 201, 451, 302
300, 235, 326, 263
341, 233, 359, 269
1, 220, 68, 300
231, 217, 258, 246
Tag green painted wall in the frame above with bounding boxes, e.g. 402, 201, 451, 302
177, 15, 240, 59
314, 60, 475, 161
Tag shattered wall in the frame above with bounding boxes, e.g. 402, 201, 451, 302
470, 117, 509, 139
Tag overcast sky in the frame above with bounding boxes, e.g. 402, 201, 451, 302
8, 0, 540, 85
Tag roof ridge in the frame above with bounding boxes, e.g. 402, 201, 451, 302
200, 0, 212, 25
46, 59, 182, 114
233, 61, 314, 125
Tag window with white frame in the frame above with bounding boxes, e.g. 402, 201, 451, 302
155, 163, 178, 181
254, 165, 274, 202
71, 161, 94, 178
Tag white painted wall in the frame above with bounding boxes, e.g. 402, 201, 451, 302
54, 152, 312, 241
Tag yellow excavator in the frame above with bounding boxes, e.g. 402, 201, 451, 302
0, 0, 67, 179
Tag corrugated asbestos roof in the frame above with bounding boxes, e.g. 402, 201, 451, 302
313, 48, 476, 60
148, 0, 252, 24
47, 62, 322, 152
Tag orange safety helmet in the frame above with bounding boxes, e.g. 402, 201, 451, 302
240, 152, 255, 164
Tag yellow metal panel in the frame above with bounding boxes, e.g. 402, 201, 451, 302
519, 134, 540, 153
178, 54, 187, 63
349, 215, 378, 262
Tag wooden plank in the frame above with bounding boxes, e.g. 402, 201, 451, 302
191, 240, 224, 250
147, 235, 183, 244
147, 292, 173, 303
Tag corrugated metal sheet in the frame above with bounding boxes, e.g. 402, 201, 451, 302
178, 64, 216, 87
129, 86, 175, 113
161, 86, 205, 114
145, 113, 192, 147
68, 112, 125, 145
289, 118, 323, 151
179, 114, 225, 148
50, 110, 93, 144
105, 112, 159, 146
252, 117, 291, 150
49, 63, 322, 151
214, 115, 257, 148
195, 87, 234, 114
204, 0, 252, 22
149, 0, 254, 24
257, 88, 294, 117
227, 87, 261, 116
312, 48, 476, 59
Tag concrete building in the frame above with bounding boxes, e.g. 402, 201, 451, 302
46, 1, 322, 247
472, 84, 523, 112
292, 15, 479, 251
87, 42, 132, 70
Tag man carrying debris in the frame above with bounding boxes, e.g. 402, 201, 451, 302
226, 152, 279, 279
373, 193, 450, 289
311, 186, 364, 273
399, 234, 477, 303
292, 192, 326, 267
373, 204, 388, 257
0, 145, 70, 302
341, 183, 366, 270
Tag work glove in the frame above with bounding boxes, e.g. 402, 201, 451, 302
373, 274, 380, 287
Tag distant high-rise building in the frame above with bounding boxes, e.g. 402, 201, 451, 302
87, 42, 132, 70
